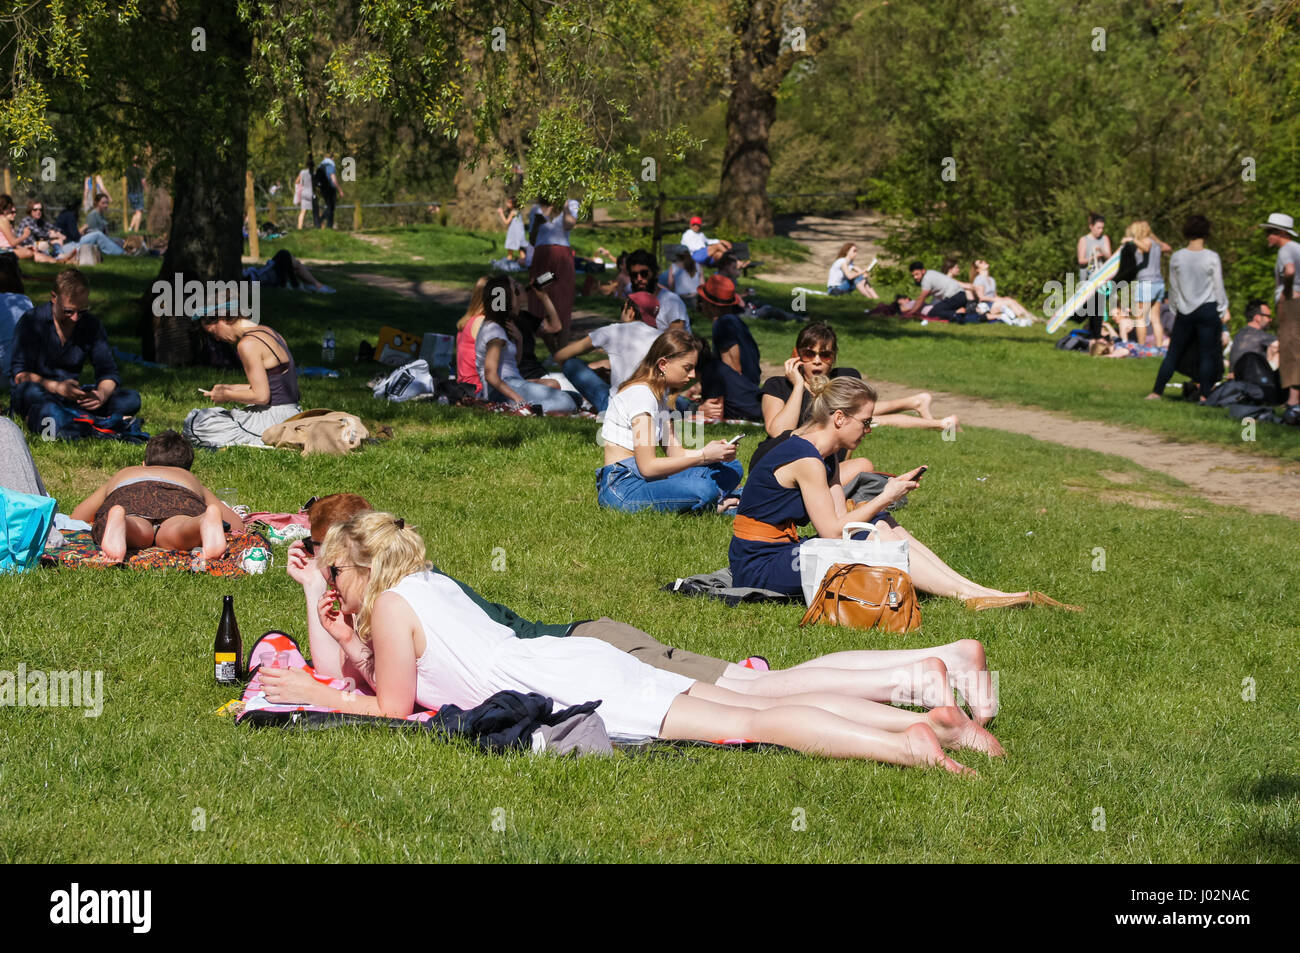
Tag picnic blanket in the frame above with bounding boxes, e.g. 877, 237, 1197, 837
42, 528, 269, 575
230, 631, 612, 755
661, 568, 798, 607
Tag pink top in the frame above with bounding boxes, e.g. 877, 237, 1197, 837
456, 315, 484, 391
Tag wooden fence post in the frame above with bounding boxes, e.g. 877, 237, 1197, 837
2, 167, 10, 196
652, 191, 665, 260
245, 170, 258, 261
121, 176, 130, 231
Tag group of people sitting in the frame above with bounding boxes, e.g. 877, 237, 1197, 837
1, 264, 306, 450
0, 193, 138, 262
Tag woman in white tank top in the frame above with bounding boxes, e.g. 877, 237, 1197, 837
261, 511, 1006, 772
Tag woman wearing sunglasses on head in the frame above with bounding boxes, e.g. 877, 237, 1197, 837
734, 374, 1076, 610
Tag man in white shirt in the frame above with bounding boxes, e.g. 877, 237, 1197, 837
680, 215, 732, 265
627, 249, 690, 332
554, 292, 661, 414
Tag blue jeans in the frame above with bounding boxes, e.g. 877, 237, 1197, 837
78, 231, 124, 255
10, 382, 141, 431
562, 358, 610, 413
486, 376, 576, 414
596, 456, 743, 514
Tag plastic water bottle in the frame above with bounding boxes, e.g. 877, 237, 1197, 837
322, 329, 336, 363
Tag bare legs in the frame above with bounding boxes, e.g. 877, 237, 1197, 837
716, 641, 999, 724
870, 392, 958, 432
297, 208, 308, 230
291, 258, 326, 290
98, 503, 228, 564
872, 524, 1029, 601
660, 692, 973, 772
1146, 300, 1166, 348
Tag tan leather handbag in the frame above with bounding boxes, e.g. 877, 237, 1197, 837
798, 562, 922, 633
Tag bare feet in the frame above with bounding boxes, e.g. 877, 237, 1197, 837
914, 392, 934, 419
199, 504, 228, 560
940, 414, 960, 432
716, 495, 741, 514
941, 640, 999, 724
1144, 393, 1161, 401
100, 505, 128, 564
903, 723, 974, 775
925, 705, 1005, 757
891, 658, 953, 709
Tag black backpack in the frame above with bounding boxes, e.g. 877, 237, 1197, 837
313, 162, 334, 196
1231, 351, 1282, 405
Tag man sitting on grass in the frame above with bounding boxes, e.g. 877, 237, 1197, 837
553, 292, 662, 414
696, 274, 765, 421
69, 430, 245, 564
262, 493, 998, 725
8, 268, 142, 432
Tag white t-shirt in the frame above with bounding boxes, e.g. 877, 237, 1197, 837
1274, 241, 1300, 303
655, 288, 689, 332
828, 257, 853, 287
973, 273, 996, 298
588, 321, 660, 392
600, 383, 666, 451
529, 206, 571, 247
670, 263, 703, 298
474, 321, 522, 394
680, 228, 709, 253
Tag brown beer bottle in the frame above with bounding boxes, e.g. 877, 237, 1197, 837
214, 595, 243, 685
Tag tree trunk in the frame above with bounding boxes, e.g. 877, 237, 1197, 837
717, 72, 777, 238
147, 0, 253, 364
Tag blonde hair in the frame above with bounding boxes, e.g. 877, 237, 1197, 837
321, 511, 429, 643
805, 374, 878, 427
1125, 220, 1153, 253
1089, 338, 1113, 356
458, 276, 489, 331
620, 327, 698, 401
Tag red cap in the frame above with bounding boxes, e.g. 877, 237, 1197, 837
689, 216, 703, 226
626, 291, 661, 327
698, 274, 743, 309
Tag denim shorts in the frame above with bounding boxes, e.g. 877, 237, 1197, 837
1133, 279, 1164, 304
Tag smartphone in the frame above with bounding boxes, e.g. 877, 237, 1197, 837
911, 465, 928, 481
726, 433, 746, 445
532, 271, 557, 289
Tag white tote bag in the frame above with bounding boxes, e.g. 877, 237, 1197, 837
798, 522, 910, 606
372, 359, 435, 402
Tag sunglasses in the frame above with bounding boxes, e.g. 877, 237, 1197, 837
302, 538, 321, 556
58, 307, 89, 318
328, 564, 361, 587
629, 268, 653, 277
798, 348, 836, 361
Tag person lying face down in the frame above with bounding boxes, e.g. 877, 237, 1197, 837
68, 429, 246, 565
261, 497, 1004, 752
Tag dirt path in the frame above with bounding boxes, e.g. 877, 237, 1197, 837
867, 378, 1300, 520
355, 271, 1300, 521
760, 211, 899, 286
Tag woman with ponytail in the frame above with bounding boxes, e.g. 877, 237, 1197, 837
595, 327, 743, 513
266, 510, 1002, 773
732, 375, 1078, 610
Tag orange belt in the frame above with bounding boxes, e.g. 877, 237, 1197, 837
733, 514, 799, 543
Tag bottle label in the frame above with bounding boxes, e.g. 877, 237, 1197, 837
215, 652, 238, 683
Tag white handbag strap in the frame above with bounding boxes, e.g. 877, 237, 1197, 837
841, 521, 882, 540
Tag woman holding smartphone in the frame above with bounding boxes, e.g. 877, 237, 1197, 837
596, 327, 742, 513
733, 374, 1078, 610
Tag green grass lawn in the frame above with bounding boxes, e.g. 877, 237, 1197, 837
1, 237, 1295, 862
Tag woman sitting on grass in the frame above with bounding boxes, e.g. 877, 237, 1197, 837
969, 260, 1034, 324
455, 276, 489, 394
276, 511, 1003, 772
596, 328, 742, 513
475, 275, 576, 414
759, 323, 958, 491
184, 314, 303, 448
826, 242, 878, 298
734, 374, 1079, 611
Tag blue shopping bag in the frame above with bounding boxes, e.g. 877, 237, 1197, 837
0, 486, 57, 572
